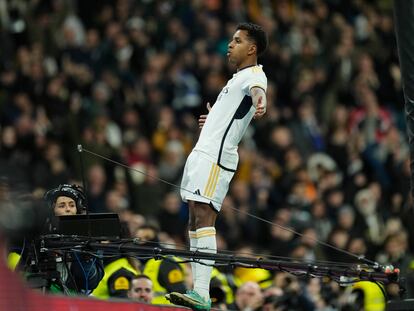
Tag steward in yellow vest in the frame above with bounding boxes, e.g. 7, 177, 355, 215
210, 267, 234, 305
134, 225, 187, 305
7, 252, 21, 271
352, 281, 385, 311
233, 266, 273, 289
143, 256, 187, 304
92, 257, 139, 299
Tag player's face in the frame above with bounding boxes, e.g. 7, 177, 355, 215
227, 30, 255, 66
54, 196, 77, 216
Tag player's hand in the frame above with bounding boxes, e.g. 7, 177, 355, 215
199, 102, 212, 128
254, 97, 266, 119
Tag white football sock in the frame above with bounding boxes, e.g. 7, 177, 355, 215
193, 227, 216, 301
189, 230, 198, 288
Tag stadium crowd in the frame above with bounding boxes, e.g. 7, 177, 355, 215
1, 0, 413, 310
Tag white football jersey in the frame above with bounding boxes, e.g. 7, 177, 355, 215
194, 64, 267, 171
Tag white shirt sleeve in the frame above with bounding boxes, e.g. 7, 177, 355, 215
242, 70, 267, 96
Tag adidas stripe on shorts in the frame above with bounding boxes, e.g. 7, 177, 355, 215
180, 150, 235, 212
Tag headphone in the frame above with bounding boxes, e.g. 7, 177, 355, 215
44, 184, 87, 214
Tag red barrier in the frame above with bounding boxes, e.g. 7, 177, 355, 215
0, 260, 186, 311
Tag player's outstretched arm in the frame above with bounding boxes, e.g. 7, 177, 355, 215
251, 87, 267, 119
198, 102, 212, 128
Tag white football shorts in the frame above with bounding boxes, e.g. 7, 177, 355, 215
180, 150, 235, 212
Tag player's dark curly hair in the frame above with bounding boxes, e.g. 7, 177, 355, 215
237, 22, 268, 56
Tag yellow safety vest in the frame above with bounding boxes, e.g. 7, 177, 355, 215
352, 281, 385, 311
92, 258, 139, 299
143, 257, 186, 305
7, 252, 21, 271
211, 267, 234, 304
233, 267, 273, 289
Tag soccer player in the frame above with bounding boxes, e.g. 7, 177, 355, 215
166, 22, 268, 310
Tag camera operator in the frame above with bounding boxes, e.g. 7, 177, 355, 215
39, 184, 104, 294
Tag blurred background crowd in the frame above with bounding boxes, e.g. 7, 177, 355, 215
1, 0, 413, 310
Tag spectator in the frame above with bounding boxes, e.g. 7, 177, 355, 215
86, 164, 108, 213
156, 192, 186, 244
289, 96, 324, 159
376, 231, 414, 298
32, 141, 70, 192
228, 281, 264, 311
